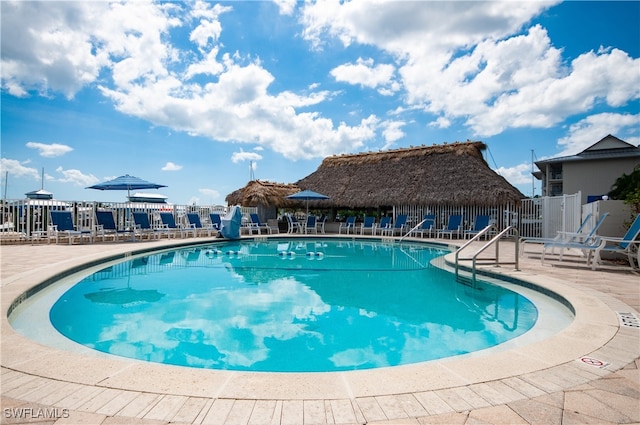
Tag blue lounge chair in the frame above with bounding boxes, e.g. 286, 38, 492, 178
49, 210, 92, 244
339, 216, 356, 234
360, 216, 376, 235
209, 213, 222, 231
592, 214, 640, 271
159, 212, 194, 238
437, 214, 463, 239
376, 216, 392, 235
132, 212, 162, 239
249, 213, 272, 234
464, 215, 491, 239
187, 213, 217, 237
388, 214, 408, 236
411, 214, 436, 238
95, 210, 132, 242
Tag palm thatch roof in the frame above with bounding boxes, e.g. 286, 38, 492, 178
225, 180, 301, 207
296, 141, 524, 208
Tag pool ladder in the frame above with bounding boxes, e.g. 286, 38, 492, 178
454, 225, 520, 286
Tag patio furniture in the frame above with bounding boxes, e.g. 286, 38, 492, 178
360, 216, 376, 235
305, 216, 317, 234
540, 213, 609, 262
49, 210, 93, 244
209, 213, 222, 231
339, 216, 356, 234
520, 213, 593, 254
411, 214, 436, 238
132, 212, 162, 239
95, 210, 132, 242
437, 214, 463, 239
187, 213, 217, 237
159, 212, 195, 238
464, 215, 491, 239
376, 217, 392, 235
249, 213, 272, 234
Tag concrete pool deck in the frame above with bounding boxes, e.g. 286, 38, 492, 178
1, 236, 638, 424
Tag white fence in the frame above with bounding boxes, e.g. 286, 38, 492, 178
0, 199, 257, 242
1, 193, 583, 242
393, 192, 582, 239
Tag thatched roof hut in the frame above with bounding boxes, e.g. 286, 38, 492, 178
225, 180, 300, 210
296, 141, 524, 208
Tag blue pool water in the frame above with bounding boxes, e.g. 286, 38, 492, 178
49, 238, 538, 372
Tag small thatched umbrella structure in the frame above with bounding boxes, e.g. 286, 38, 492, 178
225, 180, 301, 221
296, 141, 523, 208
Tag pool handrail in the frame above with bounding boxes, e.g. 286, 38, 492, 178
398, 218, 428, 243
455, 225, 519, 285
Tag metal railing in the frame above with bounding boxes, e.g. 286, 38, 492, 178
398, 218, 428, 243
455, 225, 519, 285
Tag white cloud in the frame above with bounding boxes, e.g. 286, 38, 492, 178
198, 188, 221, 200
300, 0, 640, 139
381, 120, 405, 144
231, 150, 263, 163
273, 0, 297, 16
0, 158, 40, 180
330, 57, 397, 95
494, 162, 533, 186
55, 166, 100, 186
162, 162, 183, 171
556, 113, 640, 156
26, 142, 73, 157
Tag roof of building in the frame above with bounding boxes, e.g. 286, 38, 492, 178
226, 180, 301, 207
295, 141, 524, 208
535, 135, 640, 167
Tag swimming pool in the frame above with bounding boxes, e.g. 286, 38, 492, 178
10, 238, 571, 373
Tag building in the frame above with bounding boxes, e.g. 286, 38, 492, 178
533, 135, 640, 204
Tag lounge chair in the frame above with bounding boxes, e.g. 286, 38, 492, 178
249, 213, 272, 234
132, 212, 162, 239
464, 215, 491, 239
540, 212, 610, 266
411, 214, 436, 238
49, 210, 92, 244
388, 214, 408, 236
339, 216, 356, 234
305, 216, 317, 234
360, 216, 376, 235
520, 213, 593, 254
591, 214, 640, 271
437, 214, 463, 239
376, 217, 392, 235
209, 213, 222, 231
159, 212, 195, 238
95, 210, 132, 242
187, 213, 217, 237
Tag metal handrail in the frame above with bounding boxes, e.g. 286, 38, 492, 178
455, 225, 519, 285
398, 218, 428, 243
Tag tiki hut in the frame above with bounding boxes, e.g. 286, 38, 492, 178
296, 141, 523, 208
225, 180, 301, 221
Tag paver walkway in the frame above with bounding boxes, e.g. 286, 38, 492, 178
1, 236, 638, 424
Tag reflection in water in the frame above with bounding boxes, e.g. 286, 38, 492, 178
50, 239, 539, 372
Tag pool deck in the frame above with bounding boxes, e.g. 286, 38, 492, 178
1, 235, 638, 425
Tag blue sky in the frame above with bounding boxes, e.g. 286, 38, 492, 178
1, 0, 639, 205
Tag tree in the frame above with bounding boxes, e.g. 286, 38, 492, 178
609, 165, 640, 214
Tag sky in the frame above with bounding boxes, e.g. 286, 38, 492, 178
1, 0, 639, 206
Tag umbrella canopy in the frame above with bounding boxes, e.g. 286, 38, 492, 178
285, 189, 330, 216
87, 174, 167, 198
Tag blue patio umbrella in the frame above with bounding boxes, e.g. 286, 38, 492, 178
87, 174, 167, 199
286, 189, 330, 216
